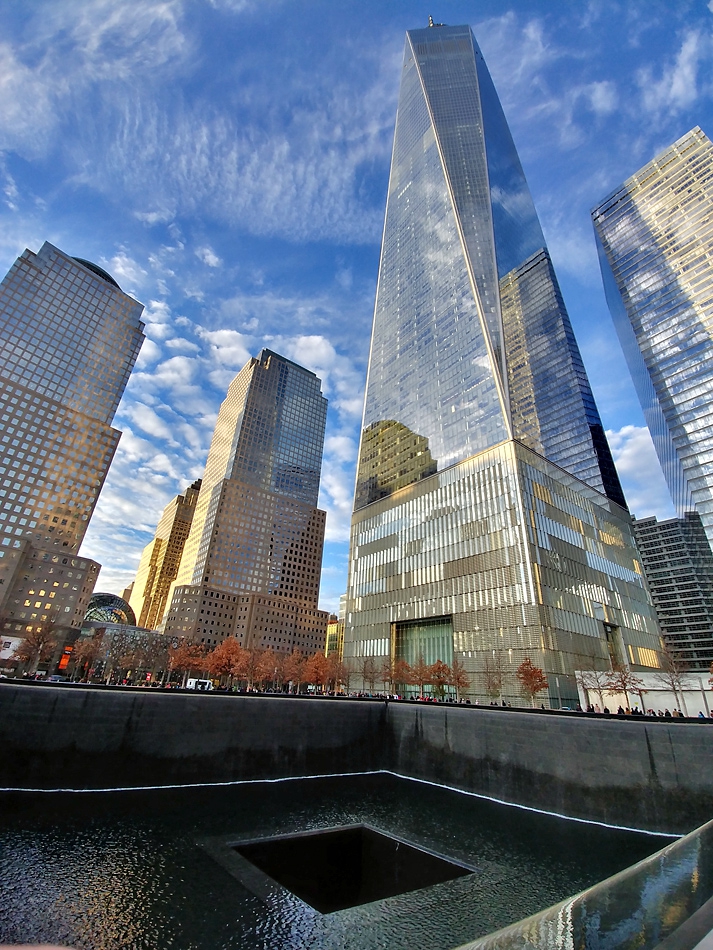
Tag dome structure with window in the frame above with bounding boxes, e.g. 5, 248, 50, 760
83, 593, 136, 626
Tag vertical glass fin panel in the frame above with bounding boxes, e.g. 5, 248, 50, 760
501, 248, 626, 508
471, 37, 545, 279
355, 36, 508, 509
409, 26, 505, 378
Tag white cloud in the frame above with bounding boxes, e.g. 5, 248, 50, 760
324, 434, 357, 464
197, 327, 252, 368
639, 30, 705, 114
134, 336, 161, 369
104, 250, 149, 291
165, 337, 200, 353
586, 80, 617, 116
195, 245, 222, 267
607, 425, 676, 519
127, 403, 178, 445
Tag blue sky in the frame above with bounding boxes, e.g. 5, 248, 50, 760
0, 0, 710, 613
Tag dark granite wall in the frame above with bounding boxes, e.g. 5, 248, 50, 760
1, 683, 711, 833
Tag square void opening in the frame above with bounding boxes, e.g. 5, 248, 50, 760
234, 823, 474, 913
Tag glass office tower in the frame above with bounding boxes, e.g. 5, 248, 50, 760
592, 128, 713, 551
163, 350, 329, 653
345, 24, 663, 703
633, 512, 713, 672
0, 242, 145, 636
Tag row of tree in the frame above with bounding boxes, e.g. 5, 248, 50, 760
10, 621, 699, 711
9, 623, 549, 701
24, 624, 555, 704
576, 648, 698, 713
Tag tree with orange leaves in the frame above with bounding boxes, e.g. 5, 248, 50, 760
282, 649, 305, 692
303, 651, 329, 692
391, 658, 412, 695
169, 642, 208, 687
255, 647, 279, 689
205, 638, 244, 687
430, 659, 452, 700
449, 657, 470, 702
516, 658, 549, 707
410, 654, 433, 697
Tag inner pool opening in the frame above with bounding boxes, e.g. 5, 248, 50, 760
232, 823, 476, 912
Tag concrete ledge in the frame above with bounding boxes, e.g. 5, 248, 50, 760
1, 682, 712, 833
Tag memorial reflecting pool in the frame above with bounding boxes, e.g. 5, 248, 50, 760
0, 772, 671, 949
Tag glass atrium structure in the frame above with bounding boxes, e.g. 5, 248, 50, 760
593, 128, 713, 551
164, 350, 329, 653
0, 243, 145, 635
345, 24, 663, 702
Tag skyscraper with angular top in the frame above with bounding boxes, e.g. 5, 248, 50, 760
163, 350, 329, 654
344, 23, 664, 704
0, 242, 145, 636
592, 127, 713, 553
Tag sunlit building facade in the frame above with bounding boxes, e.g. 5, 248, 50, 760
0, 243, 144, 636
129, 479, 201, 631
592, 128, 713, 550
345, 24, 663, 704
163, 350, 329, 653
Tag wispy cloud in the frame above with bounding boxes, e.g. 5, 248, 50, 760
639, 30, 706, 115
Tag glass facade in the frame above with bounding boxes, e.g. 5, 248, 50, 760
356, 24, 624, 512
346, 441, 663, 699
163, 350, 329, 652
346, 24, 658, 701
593, 128, 713, 547
0, 243, 145, 634
633, 512, 713, 672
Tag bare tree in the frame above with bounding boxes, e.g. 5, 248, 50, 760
380, 658, 394, 692
575, 669, 611, 709
655, 645, 691, 716
482, 651, 505, 701
357, 656, 379, 692
606, 666, 645, 711
14, 620, 59, 675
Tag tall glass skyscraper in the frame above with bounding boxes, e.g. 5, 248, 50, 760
163, 350, 330, 654
592, 128, 713, 551
0, 242, 145, 636
345, 24, 663, 703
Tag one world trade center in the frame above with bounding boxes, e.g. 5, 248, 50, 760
344, 22, 664, 704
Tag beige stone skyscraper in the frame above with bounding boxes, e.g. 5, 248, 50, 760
163, 350, 329, 653
129, 479, 201, 631
0, 243, 144, 636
